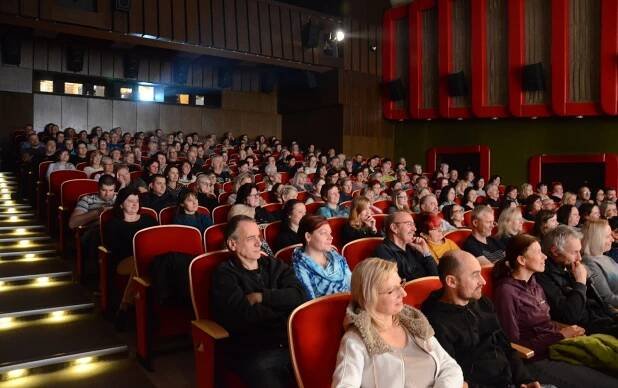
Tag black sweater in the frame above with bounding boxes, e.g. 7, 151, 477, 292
104, 215, 158, 263
421, 290, 533, 388
211, 256, 306, 355
274, 223, 301, 252
341, 223, 381, 246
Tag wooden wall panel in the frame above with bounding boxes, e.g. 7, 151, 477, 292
192, 64, 203, 87
129, 0, 144, 35
248, 0, 261, 54
270, 5, 283, 58
149, 59, 161, 83
212, 0, 226, 47
20, 0, 39, 18
569, 0, 600, 103
101, 49, 114, 79
113, 53, 124, 79
88, 48, 101, 76
422, 8, 439, 110
158, 0, 173, 40
486, 0, 508, 106
351, 19, 360, 71
33, 38, 47, 71
203, 65, 214, 88
17, 38, 33, 69
61, 96, 87, 131
138, 58, 149, 82
144, 0, 158, 37
160, 61, 172, 83
112, 100, 137, 131
451, 0, 471, 108
159, 104, 181, 130
33, 93, 61, 131
360, 22, 369, 74
202, 108, 223, 134
172, 0, 187, 42
300, 13, 314, 64
524, 0, 551, 105
0, 0, 18, 14
290, 10, 303, 62
199, 0, 213, 46
259, 1, 272, 56
224, 0, 238, 50
137, 102, 160, 132
236, 0, 249, 51
280, 8, 293, 60
0, 66, 32, 93
87, 98, 113, 130
180, 106, 203, 131
47, 41, 62, 72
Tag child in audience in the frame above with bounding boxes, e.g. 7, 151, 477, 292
172, 190, 212, 234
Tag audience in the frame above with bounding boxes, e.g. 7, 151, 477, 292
461, 205, 505, 264
416, 212, 459, 262
532, 209, 558, 238
274, 199, 305, 252
495, 206, 524, 246
235, 183, 276, 224
316, 183, 349, 218
441, 204, 465, 229
171, 190, 212, 233
332, 257, 463, 387
341, 196, 381, 245
556, 204, 580, 227
140, 174, 175, 213
46, 149, 76, 180
581, 219, 618, 308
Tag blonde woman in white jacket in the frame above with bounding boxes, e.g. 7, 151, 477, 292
332, 258, 464, 388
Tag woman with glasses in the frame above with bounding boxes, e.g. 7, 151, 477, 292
235, 183, 276, 225
194, 174, 218, 212
332, 257, 463, 387
291, 215, 351, 299
417, 212, 459, 262
388, 189, 411, 214
442, 204, 465, 229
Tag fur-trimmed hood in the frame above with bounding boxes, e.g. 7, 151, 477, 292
344, 304, 435, 356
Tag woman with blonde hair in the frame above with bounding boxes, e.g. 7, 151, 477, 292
342, 196, 382, 245
561, 192, 577, 207
495, 206, 524, 246
388, 189, 411, 214
519, 183, 533, 202
84, 150, 104, 178
227, 172, 254, 205
332, 257, 463, 387
582, 219, 618, 307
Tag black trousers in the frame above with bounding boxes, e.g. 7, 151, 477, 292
225, 346, 293, 388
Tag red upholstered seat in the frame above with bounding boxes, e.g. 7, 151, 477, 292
221, 181, 233, 193
263, 221, 282, 249
522, 221, 535, 234
403, 276, 442, 308
262, 202, 282, 214
288, 293, 351, 388
339, 200, 352, 209
204, 223, 228, 252
327, 217, 348, 250
274, 243, 302, 265
212, 204, 232, 224
341, 237, 384, 270
481, 265, 495, 300
218, 191, 233, 205
305, 201, 324, 215
159, 205, 210, 225
36, 161, 53, 218
296, 191, 309, 202
48, 170, 87, 232
373, 213, 387, 234
444, 228, 472, 246
189, 250, 246, 388
133, 225, 205, 364
463, 210, 473, 227
279, 172, 290, 184
373, 199, 392, 213
129, 170, 143, 181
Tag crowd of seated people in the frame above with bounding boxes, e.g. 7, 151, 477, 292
14, 123, 618, 387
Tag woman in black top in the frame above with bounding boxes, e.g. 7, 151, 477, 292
236, 183, 276, 225
195, 174, 218, 212
274, 199, 306, 252
341, 196, 381, 246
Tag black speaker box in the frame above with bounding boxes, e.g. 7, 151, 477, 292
447, 71, 468, 97
173, 62, 189, 84
66, 47, 84, 72
1, 35, 21, 65
522, 63, 545, 92
124, 54, 139, 79
218, 68, 232, 89
302, 21, 321, 49
114, 0, 131, 11
384, 79, 405, 101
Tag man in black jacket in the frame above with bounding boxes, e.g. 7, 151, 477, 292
139, 174, 175, 213
211, 215, 306, 388
421, 250, 540, 388
538, 225, 618, 335
373, 211, 438, 281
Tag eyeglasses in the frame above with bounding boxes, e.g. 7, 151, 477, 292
379, 279, 406, 295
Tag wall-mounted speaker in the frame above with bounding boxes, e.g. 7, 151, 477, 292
447, 71, 468, 97
66, 47, 84, 72
218, 68, 232, 89
114, 0, 131, 12
302, 21, 322, 49
173, 61, 189, 84
124, 54, 139, 79
384, 79, 406, 101
522, 63, 545, 92
1, 35, 21, 65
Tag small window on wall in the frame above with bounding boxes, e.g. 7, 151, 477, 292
64, 82, 83, 95
40, 80, 54, 93
138, 85, 155, 101
93, 85, 106, 97
195, 95, 205, 106
120, 87, 133, 99
177, 94, 190, 105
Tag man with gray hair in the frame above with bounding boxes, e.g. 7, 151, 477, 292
461, 205, 505, 264
419, 193, 456, 232
537, 225, 618, 335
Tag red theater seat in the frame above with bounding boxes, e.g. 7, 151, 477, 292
48, 170, 87, 232
262, 202, 282, 214
305, 201, 324, 215
373, 213, 387, 234
274, 244, 302, 265
204, 223, 227, 252
212, 204, 232, 224
444, 229, 472, 247
296, 191, 309, 202
373, 199, 392, 213
327, 217, 347, 250
288, 293, 350, 388
133, 225, 205, 364
403, 276, 442, 308
341, 237, 384, 270
522, 221, 535, 234
263, 221, 282, 249
463, 210, 473, 227
481, 265, 495, 301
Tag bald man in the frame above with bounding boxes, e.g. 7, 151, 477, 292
421, 250, 539, 388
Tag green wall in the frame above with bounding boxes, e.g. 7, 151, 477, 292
394, 116, 618, 185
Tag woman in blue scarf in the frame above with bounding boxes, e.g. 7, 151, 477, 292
292, 215, 351, 299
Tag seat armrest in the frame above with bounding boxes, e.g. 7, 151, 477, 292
511, 343, 534, 359
98, 245, 108, 254
133, 276, 151, 287
192, 319, 230, 340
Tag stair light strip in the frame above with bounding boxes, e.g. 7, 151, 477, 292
2, 195, 10, 200
0, 272, 71, 283
0, 345, 128, 374
0, 303, 94, 319
8, 216, 19, 222
6, 368, 27, 379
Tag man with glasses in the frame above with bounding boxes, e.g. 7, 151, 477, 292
373, 211, 438, 281
211, 215, 306, 388
461, 205, 505, 264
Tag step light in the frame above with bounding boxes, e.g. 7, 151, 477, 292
22, 253, 38, 262
35, 276, 50, 285
4, 200, 14, 206
0, 317, 14, 329
7, 216, 18, 222
2, 194, 10, 200
1, 189, 9, 194
6, 207, 16, 213
18, 239, 32, 247
0, 183, 6, 188
6, 368, 27, 380
14, 228, 26, 235
74, 357, 94, 365
49, 310, 67, 321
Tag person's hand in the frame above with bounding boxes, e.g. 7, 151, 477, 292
570, 260, 587, 284
409, 236, 431, 256
520, 382, 541, 388
560, 325, 585, 338
363, 215, 376, 231
246, 292, 263, 305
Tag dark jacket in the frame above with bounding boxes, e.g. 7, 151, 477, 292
535, 258, 618, 335
341, 223, 381, 246
274, 223, 301, 252
373, 238, 438, 281
421, 290, 533, 388
211, 256, 306, 355
140, 190, 176, 213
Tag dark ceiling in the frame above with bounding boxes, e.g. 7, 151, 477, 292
276, 0, 344, 16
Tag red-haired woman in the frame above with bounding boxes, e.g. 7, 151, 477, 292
417, 212, 459, 262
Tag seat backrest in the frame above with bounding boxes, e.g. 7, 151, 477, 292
133, 225, 205, 277
481, 265, 495, 301
444, 228, 472, 247
373, 213, 387, 233
263, 221, 282, 249
50, 170, 87, 196
218, 191, 233, 205
463, 210, 473, 227
204, 222, 228, 252
288, 293, 351, 388
373, 199, 392, 213
274, 243, 302, 265
75, 162, 87, 171
341, 237, 384, 270
339, 200, 352, 209
129, 170, 143, 181
212, 204, 232, 224
60, 179, 99, 209
38, 160, 53, 180
296, 191, 309, 202
256, 181, 266, 192
327, 217, 348, 250
279, 172, 290, 184
305, 201, 324, 215
189, 250, 231, 320
475, 195, 486, 205
522, 221, 535, 234
403, 276, 442, 308
262, 202, 282, 214
221, 181, 233, 193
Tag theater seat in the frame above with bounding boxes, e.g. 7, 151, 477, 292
204, 223, 228, 252
341, 237, 384, 270
372, 199, 392, 213
305, 201, 324, 215
296, 191, 309, 202
463, 210, 473, 227
262, 202, 282, 214
481, 264, 495, 300
263, 221, 282, 249
403, 276, 442, 308
48, 170, 87, 233
133, 225, 205, 365
373, 213, 387, 234
327, 217, 347, 250
274, 244, 302, 265
444, 228, 472, 246
189, 250, 247, 388
522, 220, 535, 234
288, 293, 351, 388
218, 192, 233, 205
212, 204, 232, 224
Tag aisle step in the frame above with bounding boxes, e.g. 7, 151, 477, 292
0, 283, 93, 320
0, 258, 70, 284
